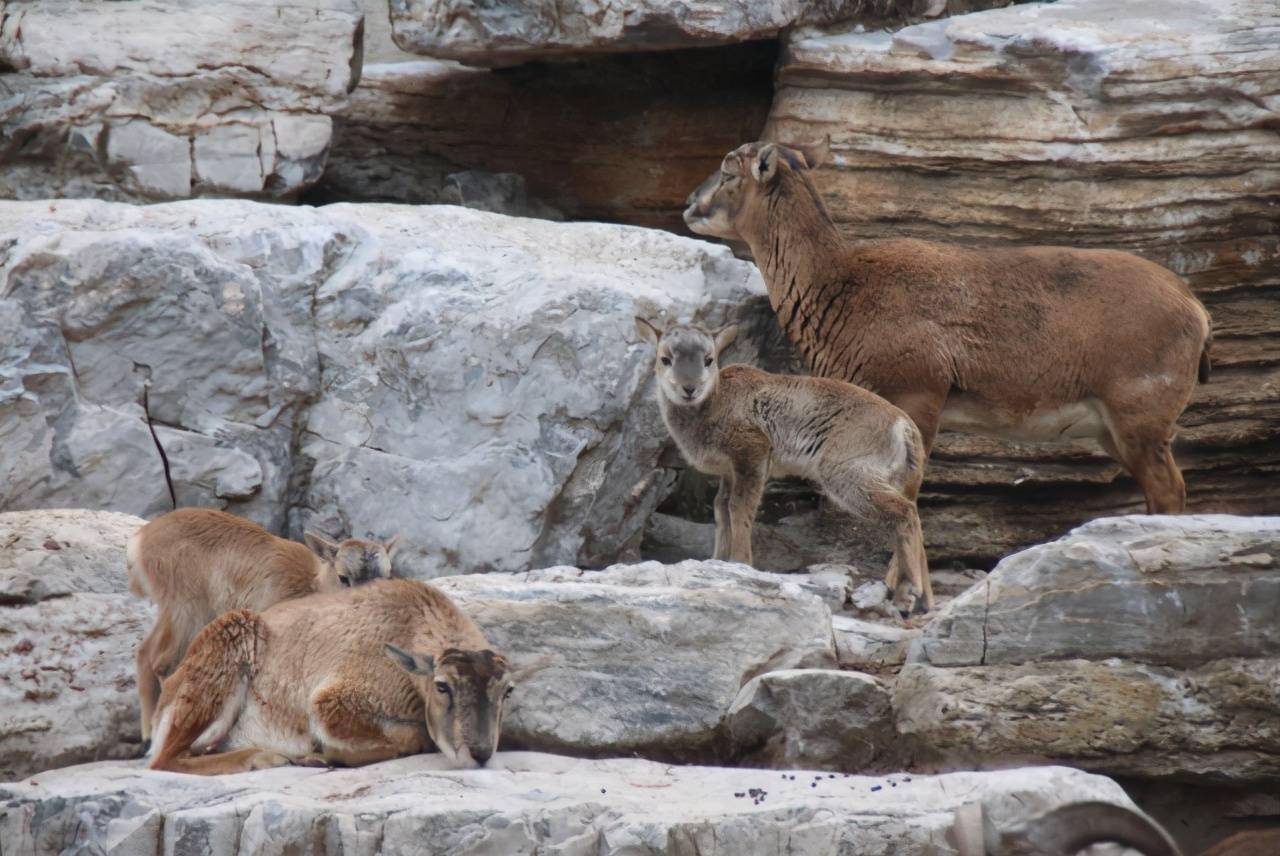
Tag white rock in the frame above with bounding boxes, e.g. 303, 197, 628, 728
0, 753, 1142, 855
726, 669, 897, 770
0, 199, 763, 574
436, 560, 835, 757
833, 614, 920, 670
0, 0, 362, 200
0, 509, 142, 603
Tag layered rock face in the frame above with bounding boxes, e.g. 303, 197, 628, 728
765, 0, 1280, 565
387, 0, 997, 64
0, 199, 762, 576
0, 510, 151, 781
0, 1, 363, 201
1, 754, 1137, 856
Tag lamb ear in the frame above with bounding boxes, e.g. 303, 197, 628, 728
386, 644, 435, 676
713, 324, 739, 356
304, 531, 339, 561
383, 534, 402, 558
751, 144, 781, 184
634, 316, 663, 345
791, 136, 830, 169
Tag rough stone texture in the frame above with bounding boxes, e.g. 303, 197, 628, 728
918, 515, 1280, 669
0, 199, 763, 577
894, 657, 1280, 784
389, 0, 1008, 63
0, 0, 362, 202
0, 509, 141, 604
834, 614, 920, 671
436, 561, 835, 760
726, 669, 897, 771
767, 0, 1280, 566
0, 510, 150, 781
306, 44, 776, 231
0, 754, 1141, 856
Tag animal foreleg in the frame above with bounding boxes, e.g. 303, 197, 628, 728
727, 460, 768, 567
712, 475, 733, 560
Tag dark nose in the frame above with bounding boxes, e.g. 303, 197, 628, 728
471, 745, 493, 766
683, 385, 696, 396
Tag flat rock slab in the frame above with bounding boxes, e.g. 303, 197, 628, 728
0, 509, 143, 603
918, 515, 1280, 668
388, 0, 999, 64
0, 753, 1139, 856
895, 657, 1280, 784
436, 561, 835, 760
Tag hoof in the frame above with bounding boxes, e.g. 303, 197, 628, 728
248, 751, 294, 771
137, 739, 151, 758
891, 581, 919, 619
290, 752, 333, 768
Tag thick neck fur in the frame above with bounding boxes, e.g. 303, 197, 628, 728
734, 172, 852, 360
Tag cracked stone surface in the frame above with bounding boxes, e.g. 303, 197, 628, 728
0, 510, 151, 781
388, 0, 1004, 64
436, 560, 835, 759
768, 0, 1280, 565
0, 0, 362, 201
917, 515, 1280, 669
0, 753, 1141, 855
0, 199, 764, 577
895, 657, 1280, 784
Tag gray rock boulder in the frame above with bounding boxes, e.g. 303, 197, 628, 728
895, 657, 1280, 784
0, 753, 1142, 856
436, 560, 835, 759
0, 199, 764, 577
389, 0, 1003, 64
918, 515, 1280, 668
0, 510, 150, 781
0, 0, 362, 201
725, 669, 898, 771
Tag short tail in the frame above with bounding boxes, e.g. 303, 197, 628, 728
149, 609, 265, 771
1198, 314, 1213, 384
125, 531, 149, 599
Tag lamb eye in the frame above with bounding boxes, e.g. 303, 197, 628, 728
435, 681, 451, 695
660, 356, 672, 366
338, 575, 351, 587
703, 356, 713, 367
504, 686, 514, 700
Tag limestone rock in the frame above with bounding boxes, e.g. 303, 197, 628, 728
389, 0, 999, 64
0, 753, 1141, 856
0, 510, 149, 781
894, 657, 1280, 783
726, 669, 898, 771
435, 560, 835, 759
0, 509, 142, 604
834, 614, 920, 670
0, 0, 362, 201
767, 0, 1280, 565
918, 515, 1280, 669
0, 199, 763, 577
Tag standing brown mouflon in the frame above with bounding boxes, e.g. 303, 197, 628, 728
684, 141, 1212, 514
637, 317, 932, 611
148, 578, 523, 775
127, 507, 399, 747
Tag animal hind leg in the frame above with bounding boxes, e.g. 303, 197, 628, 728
149, 610, 266, 773
1101, 415, 1187, 514
712, 475, 733, 561
135, 616, 177, 748
310, 680, 427, 767
876, 489, 933, 614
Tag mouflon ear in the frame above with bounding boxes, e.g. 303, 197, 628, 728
713, 324, 739, 356
386, 644, 435, 676
383, 534, 401, 559
303, 531, 339, 561
790, 136, 830, 170
509, 654, 556, 683
751, 144, 782, 185
635, 316, 663, 345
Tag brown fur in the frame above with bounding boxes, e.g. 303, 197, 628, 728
951, 800, 1182, 856
637, 318, 932, 612
685, 141, 1213, 514
127, 508, 397, 744
148, 578, 519, 775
